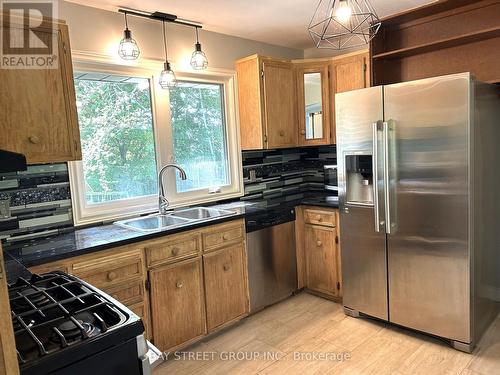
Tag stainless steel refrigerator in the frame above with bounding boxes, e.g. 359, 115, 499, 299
336, 72, 500, 353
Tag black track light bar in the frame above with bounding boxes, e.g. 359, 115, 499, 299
118, 8, 202, 29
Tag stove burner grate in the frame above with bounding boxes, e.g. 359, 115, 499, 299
8, 273, 127, 365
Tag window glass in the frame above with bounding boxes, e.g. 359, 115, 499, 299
169, 81, 229, 192
74, 73, 157, 204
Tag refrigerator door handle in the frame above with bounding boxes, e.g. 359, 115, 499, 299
372, 121, 382, 232
383, 121, 391, 235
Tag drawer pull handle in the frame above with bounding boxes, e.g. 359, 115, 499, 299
318, 217, 323, 222
279, 130, 285, 136
223, 264, 230, 272
171, 247, 180, 256
29, 136, 40, 144
300, 130, 306, 135
107, 271, 117, 281
316, 240, 323, 247
176, 281, 184, 289
222, 234, 229, 240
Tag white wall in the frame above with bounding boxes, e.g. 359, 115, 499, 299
60, 1, 303, 70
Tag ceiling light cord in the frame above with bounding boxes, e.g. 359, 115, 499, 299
162, 20, 168, 62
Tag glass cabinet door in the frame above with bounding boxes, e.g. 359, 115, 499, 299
296, 62, 331, 146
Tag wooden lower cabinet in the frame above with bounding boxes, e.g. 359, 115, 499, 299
304, 224, 340, 297
296, 206, 342, 299
149, 257, 206, 352
203, 244, 249, 332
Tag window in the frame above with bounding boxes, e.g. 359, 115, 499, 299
169, 81, 228, 193
69, 60, 242, 225
74, 73, 157, 204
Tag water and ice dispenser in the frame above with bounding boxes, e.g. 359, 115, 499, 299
345, 155, 374, 205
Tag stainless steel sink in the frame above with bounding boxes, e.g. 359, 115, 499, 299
171, 207, 235, 220
115, 214, 191, 232
114, 206, 236, 232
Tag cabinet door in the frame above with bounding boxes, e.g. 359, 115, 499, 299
203, 244, 248, 331
0, 20, 81, 164
305, 224, 339, 297
235, 56, 265, 150
150, 258, 206, 351
262, 59, 298, 148
330, 52, 369, 144
296, 62, 331, 146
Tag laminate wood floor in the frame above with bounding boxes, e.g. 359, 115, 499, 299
154, 292, 500, 375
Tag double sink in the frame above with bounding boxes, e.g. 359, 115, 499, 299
115, 207, 236, 232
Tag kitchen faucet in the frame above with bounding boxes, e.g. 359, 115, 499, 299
158, 164, 187, 215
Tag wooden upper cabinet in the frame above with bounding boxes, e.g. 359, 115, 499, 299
295, 61, 331, 146
331, 52, 369, 94
0, 17, 81, 164
235, 55, 297, 150
203, 243, 248, 331
149, 257, 206, 351
330, 51, 370, 143
262, 59, 298, 148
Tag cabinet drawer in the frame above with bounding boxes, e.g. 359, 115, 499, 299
202, 221, 245, 252
304, 208, 336, 227
145, 232, 201, 267
72, 251, 143, 289
102, 279, 144, 306
29, 261, 69, 275
129, 301, 150, 339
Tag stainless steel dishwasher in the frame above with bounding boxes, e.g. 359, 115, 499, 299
246, 208, 297, 313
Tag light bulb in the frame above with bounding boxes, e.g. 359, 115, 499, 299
190, 43, 208, 70
118, 29, 140, 60
335, 0, 352, 23
159, 61, 177, 89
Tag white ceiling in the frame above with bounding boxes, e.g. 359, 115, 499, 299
66, 0, 436, 49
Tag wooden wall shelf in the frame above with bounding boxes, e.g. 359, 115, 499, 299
372, 27, 500, 60
370, 0, 500, 85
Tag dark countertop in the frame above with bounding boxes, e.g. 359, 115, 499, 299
3, 197, 338, 272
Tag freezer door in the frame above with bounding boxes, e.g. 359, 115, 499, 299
384, 73, 471, 343
336, 86, 388, 320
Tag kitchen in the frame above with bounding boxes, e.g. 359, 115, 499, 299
0, 0, 499, 374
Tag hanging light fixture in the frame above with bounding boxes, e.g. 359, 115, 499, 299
118, 12, 140, 60
190, 27, 208, 70
159, 20, 177, 89
308, 0, 381, 50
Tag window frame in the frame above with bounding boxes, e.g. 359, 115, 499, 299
69, 54, 243, 226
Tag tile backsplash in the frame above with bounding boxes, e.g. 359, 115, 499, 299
0, 163, 73, 242
241, 145, 336, 206
0, 146, 336, 242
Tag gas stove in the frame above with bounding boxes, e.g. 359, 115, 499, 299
8, 272, 162, 375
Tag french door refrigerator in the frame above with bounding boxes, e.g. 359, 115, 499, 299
336, 72, 500, 353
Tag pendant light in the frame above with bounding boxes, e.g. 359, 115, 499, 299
118, 12, 140, 60
159, 20, 177, 89
308, 0, 381, 50
190, 27, 208, 70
